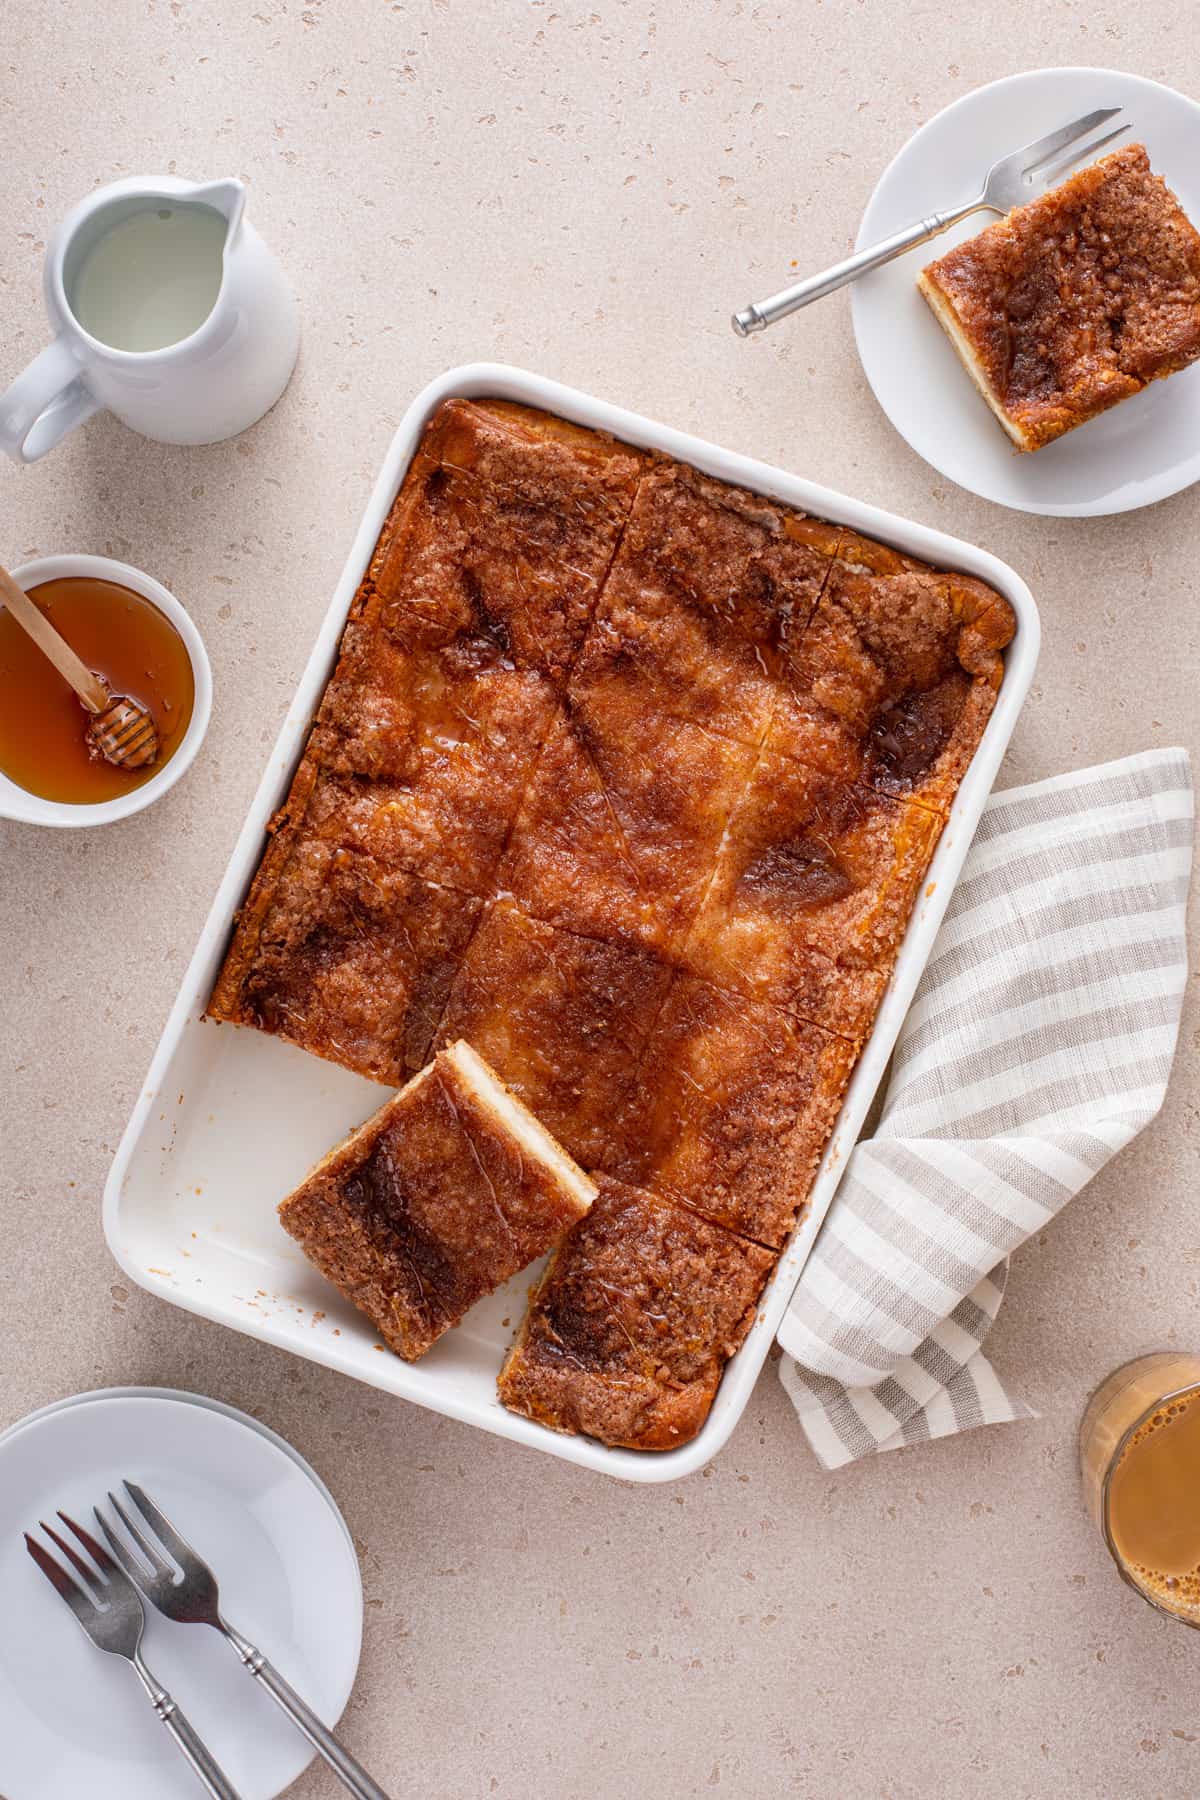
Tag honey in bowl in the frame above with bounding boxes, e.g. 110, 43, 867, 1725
0, 576, 194, 803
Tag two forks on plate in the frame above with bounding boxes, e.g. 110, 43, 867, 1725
26, 1480, 388, 1800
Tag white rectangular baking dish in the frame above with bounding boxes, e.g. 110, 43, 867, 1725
104, 362, 1039, 1483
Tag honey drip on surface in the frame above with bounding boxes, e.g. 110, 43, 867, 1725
0, 577, 194, 803
1108, 1389, 1200, 1618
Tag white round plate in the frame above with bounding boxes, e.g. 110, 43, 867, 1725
851, 67, 1200, 515
0, 1387, 363, 1800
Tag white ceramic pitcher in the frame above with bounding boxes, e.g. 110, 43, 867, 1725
0, 176, 299, 462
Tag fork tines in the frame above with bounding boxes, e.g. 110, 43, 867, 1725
28, 1511, 116, 1590
25, 1510, 142, 1643
1031, 120, 1131, 190
1012, 105, 1130, 192
24, 1524, 94, 1607
1019, 106, 1123, 174
100, 1483, 175, 1579
95, 1478, 222, 1629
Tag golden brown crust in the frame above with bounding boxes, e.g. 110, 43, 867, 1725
436, 899, 673, 1171
366, 397, 646, 677
208, 752, 324, 1026
211, 838, 481, 1083
919, 144, 1200, 450
210, 396, 644, 1055
209, 392, 1013, 1449
278, 1043, 594, 1361
572, 464, 839, 749
613, 975, 858, 1248
207, 730, 496, 1076
772, 549, 1015, 814
305, 659, 556, 896
684, 745, 943, 986
311, 626, 560, 874
497, 1176, 773, 1450
497, 684, 757, 957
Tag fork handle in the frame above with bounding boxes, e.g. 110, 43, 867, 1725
732, 197, 983, 334
134, 1656, 243, 1800
223, 1624, 391, 1800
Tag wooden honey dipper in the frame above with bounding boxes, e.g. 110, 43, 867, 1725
0, 562, 159, 770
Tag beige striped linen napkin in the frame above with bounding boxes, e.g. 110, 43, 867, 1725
778, 748, 1193, 1469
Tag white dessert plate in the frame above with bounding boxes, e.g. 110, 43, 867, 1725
103, 363, 1038, 1484
851, 67, 1200, 516
0, 1387, 362, 1800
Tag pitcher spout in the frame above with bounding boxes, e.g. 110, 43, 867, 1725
184, 178, 246, 243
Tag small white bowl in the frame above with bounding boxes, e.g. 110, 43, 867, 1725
0, 553, 212, 827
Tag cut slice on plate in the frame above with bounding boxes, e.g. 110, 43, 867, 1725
279, 1039, 596, 1361
918, 144, 1200, 451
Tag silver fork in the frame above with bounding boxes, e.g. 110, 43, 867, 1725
732, 106, 1129, 335
25, 1512, 241, 1800
96, 1480, 391, 1800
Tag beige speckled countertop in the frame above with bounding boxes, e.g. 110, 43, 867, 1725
3, 6, 1200, 1796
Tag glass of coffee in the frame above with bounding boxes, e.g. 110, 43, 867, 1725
1080, 1352, 1200, 1625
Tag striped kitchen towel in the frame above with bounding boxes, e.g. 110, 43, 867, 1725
778, 748, 1193, 1469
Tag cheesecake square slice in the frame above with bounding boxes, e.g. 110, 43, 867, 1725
279, 1039, 596, 1361
774, 534, 1015, 814
683, 744, 942, 989
305, 653, 558, 896
572, 463, 840, 750
497, 1176, 773, 1450
918, 144, 1200, 451
365, 396, 644, 682
208, 806, 482, 1085
436, 898, 673, 1172
497, 679, 757, 958
612, 974, 858, 1249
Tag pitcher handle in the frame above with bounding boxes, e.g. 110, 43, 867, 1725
0, 337, 102, 463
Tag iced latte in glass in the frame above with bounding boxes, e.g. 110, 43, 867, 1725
1080, 1353, 1200, 1625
